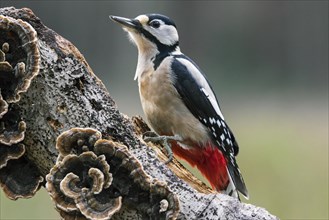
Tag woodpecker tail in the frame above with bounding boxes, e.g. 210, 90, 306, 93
226, 155, 249, 199
171, 142, 248, 199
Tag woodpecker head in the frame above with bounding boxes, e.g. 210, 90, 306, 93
110, 14, 179, 54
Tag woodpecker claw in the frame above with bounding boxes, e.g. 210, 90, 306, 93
143, 132, 180, 164
162, 140, 173, 164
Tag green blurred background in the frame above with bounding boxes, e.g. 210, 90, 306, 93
0, 1, 328, 219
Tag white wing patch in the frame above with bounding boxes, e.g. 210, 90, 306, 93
176, 58, 225, 120
200, 88, 225, 120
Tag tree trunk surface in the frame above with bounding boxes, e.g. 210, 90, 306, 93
0, 7, 279, 220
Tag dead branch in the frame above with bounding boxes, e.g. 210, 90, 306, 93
0, 7, 278, 220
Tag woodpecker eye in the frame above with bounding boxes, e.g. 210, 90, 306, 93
149, 20, 160, 28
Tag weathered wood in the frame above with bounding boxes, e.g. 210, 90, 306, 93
0, 7, 278, 220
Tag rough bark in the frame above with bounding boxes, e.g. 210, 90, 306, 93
0, 7, 278, 220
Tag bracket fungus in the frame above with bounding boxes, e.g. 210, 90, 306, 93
47, 128, 180, 220
0, 157, 44, 200
0, 14, 42, 200
46, 151, 119, 220
0, 92, 8, 119
0, 118, 26, 146
0, 15, 40, 103
55, 127, 102, 163
0, 143, 25, 169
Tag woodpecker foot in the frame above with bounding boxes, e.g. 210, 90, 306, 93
143, 131, 181, 164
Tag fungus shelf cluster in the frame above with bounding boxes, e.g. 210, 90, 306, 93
0, 12, 180, 220
46, 128, 179, 220
0, 15, 43, 199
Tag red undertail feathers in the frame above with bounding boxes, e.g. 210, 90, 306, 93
171, 141, 230, 193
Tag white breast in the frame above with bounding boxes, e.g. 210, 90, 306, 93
138, 57, 210, 146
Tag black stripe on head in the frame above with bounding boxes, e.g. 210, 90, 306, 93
139, 28, 178, 50
146, 14, 176, 27
140, 29, 179, 69
152, 41, 179, 70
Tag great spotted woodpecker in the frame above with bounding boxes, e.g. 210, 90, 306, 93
110, 14, 248, 199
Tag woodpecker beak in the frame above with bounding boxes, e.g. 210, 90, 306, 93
110, 15, 141, 30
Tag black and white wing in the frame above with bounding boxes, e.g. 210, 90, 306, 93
171, 54, 248, 198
